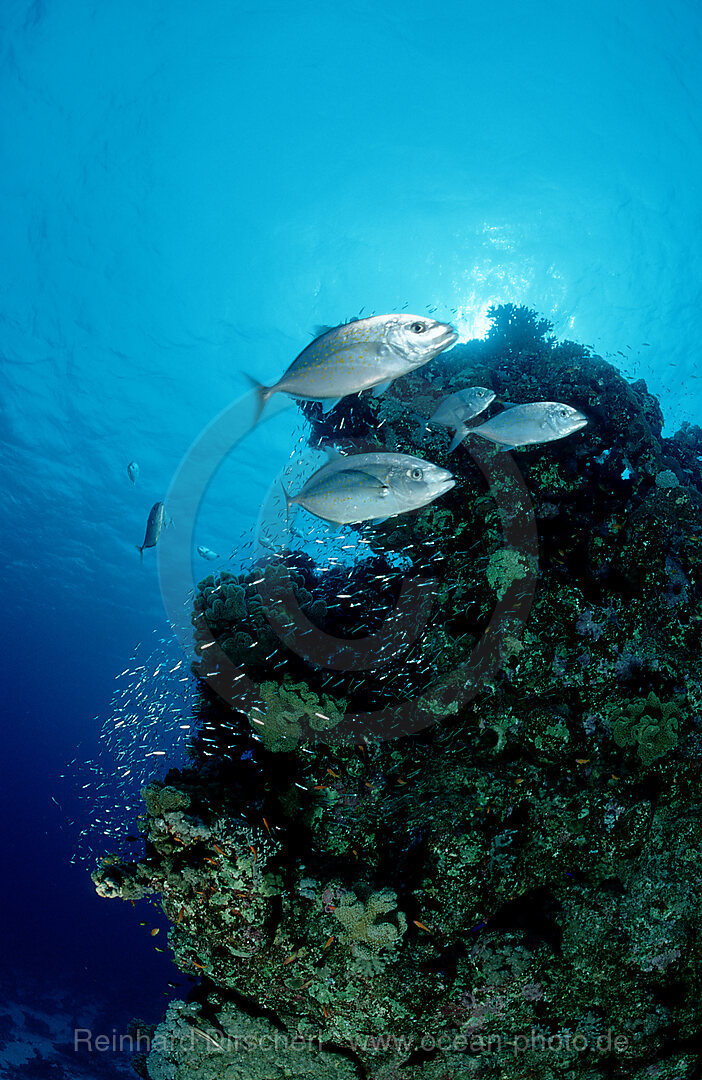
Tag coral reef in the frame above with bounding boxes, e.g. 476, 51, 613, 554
94, 306, 702, 1079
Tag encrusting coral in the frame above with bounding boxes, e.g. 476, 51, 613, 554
94, 307, 702, 1080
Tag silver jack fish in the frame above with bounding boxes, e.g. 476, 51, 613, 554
127, 461, 139, 484
250, 314, 458, 419
137, 502, 167, 562
282, 451, 454, 524
429, 387, 496, 451
197, 545, 219, 561
471, 402, 588, 450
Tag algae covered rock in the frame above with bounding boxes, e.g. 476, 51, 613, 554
146, 998, 361, 1079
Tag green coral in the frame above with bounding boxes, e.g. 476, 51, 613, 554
486, 547, 531, 600
249, 678, 346, 752
611, 692, 682, 765
333, 884, 407, 959
142, 782, 191, 816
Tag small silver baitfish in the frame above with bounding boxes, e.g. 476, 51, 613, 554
251, 314, 458, 418
137, 502, 166, 562
471, 402, 588, 449
127, 461, 139, 484
197, 545, 219, 561
429, 387, 496, 451
282, 450, 454, 524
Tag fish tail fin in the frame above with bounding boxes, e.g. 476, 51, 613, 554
136, 545, 144, 563
244, 374, 272, 423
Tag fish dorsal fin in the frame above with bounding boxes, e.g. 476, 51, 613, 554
311, 315, 363, 339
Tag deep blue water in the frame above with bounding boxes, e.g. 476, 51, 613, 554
2, 0, 702, 1075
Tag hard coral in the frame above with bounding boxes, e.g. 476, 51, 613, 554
611, 691, 682, 765
249, 678, 346, 752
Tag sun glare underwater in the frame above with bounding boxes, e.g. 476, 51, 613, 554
3, 1, 702, 1079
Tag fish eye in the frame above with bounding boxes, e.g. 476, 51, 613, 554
559, 408, 568, 417
410, 322, 426, 333
410, 467, 423, 480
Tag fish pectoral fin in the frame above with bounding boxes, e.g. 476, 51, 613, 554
320, 397, 342, 414
448, 426, 467, 452
353, 469, 391, 493
320, 444, 345, 462
371, 379, 393, 398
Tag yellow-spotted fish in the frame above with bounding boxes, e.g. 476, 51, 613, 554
282, 450, 454, 524
250, 314, 457, 419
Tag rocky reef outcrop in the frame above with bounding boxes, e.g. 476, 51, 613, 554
94, 306, 702, 1080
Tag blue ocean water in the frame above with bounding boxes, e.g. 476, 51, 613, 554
1, 0, 701, 1075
